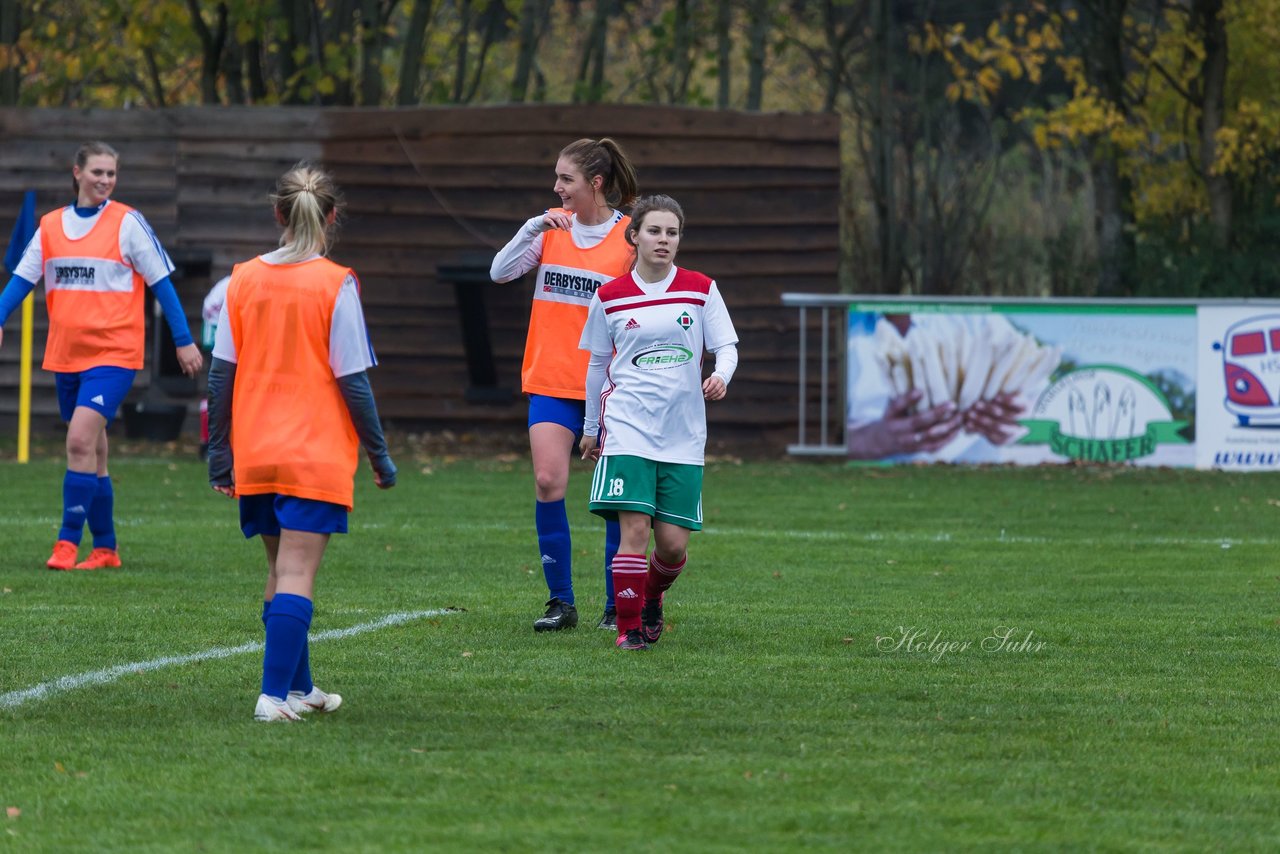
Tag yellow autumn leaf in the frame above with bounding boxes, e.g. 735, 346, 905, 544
316, 76, 336, 96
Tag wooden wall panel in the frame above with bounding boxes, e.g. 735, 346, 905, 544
0, 105, 840, 451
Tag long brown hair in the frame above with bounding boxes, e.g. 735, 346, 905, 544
559, 138, 639, 209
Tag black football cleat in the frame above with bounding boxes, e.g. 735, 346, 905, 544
640, 597, 664, 645
533, 598, 579, 632
596, 606, 617, 631
615, 629, 649, 651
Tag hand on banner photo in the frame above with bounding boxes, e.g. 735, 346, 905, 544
961, 391, 1028, 446
847, 388, 963, 460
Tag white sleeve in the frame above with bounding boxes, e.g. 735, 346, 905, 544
702, 281, 739, 350
583, 351, 608, 437
211, 301, 236, 363
579, 296, 612, 436
489, 216, 547, 283
120, 210, 176, 285
13, 226, 43, 282
578, 294, 613, 356
330, 275, 376, 377
710, 343, 739, 386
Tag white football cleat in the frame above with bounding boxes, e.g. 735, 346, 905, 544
287, 686, 343, 715
254, 693, 303, 722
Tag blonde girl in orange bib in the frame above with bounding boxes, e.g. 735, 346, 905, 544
206, 163, 397, 722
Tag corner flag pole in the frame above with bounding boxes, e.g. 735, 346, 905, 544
5, 190, 38, 464
18, 291, 32, 462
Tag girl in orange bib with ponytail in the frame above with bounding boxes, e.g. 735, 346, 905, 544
206, 163, 397, 722
490, 138, 639, 633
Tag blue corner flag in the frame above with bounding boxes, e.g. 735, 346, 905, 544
4, 190, 36, 275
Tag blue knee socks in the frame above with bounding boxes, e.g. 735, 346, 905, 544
58, 471, 99, 545
263, 599, 313, 695
261, 593, 312, 701
87, 475, 116, 550
535, 499, 573, 604
604, 518, 620, 609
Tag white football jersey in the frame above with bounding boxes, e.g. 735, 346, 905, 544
580, 265, 738, 464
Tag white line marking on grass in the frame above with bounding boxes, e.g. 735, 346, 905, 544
447, 520, 1260, 549
0, 608, 455, 711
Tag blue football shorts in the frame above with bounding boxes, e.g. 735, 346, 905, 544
55, 366, 137, 426
527, 393, 584, 436
239, 493, 349, 539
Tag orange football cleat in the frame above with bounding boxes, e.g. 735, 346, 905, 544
46, 540, 80, 571
75, 548, 122, 570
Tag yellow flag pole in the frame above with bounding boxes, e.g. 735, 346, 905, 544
17, 291, 33, 463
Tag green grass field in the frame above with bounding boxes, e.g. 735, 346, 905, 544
2, 449, 1279, 851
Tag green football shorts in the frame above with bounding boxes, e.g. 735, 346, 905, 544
589, 454, 703, 530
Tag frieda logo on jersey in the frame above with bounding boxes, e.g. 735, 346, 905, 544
55, 265, 96, 286
1018, 366, 1188, 463
631, 344, 694, 370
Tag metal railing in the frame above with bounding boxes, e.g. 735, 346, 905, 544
781, 293, 849, 456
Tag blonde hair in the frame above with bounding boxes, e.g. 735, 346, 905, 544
72, 141, 119, 196
270, 162, 343, 263
559, 138, 639, 209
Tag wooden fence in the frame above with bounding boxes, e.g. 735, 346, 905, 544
0, 105, 841, 453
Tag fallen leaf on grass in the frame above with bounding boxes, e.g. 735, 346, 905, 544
842, 637, 853, 644
461, 651, 473, 658
5, 808, 19, 819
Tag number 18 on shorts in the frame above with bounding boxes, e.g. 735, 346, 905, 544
588, 454, 704, 530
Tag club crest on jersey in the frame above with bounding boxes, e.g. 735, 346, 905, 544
677, 312, 693, 329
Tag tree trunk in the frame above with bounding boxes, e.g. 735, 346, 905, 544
246, 38, 268, 103
320, 0, 355, 104
462, 0, 505, 103
716, 0, 731, 108
184, 0, 228, 104
397, 0, 434, 105
1193, 0, 1231, 249
451, 0, 472, 103
575, 0, 613, 103
510, 0, 544, 102
745, 0, 768, 110
870, 0, 899, 291
224, 33, 246, 104
1080, 0, 1135, 295
143, 48, 167, 108
359, 0, 384, 105
1091, 148, 1132, 297
0, 0, 19, 105
277, 0, 310, 104
670, 0, 693, 102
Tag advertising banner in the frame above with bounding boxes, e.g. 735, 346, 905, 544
1195, 307, 1280, 470
847, 302, 1197, 467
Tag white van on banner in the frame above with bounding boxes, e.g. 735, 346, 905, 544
1195, 306, 1280, 470
846, 301, 1198, 467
